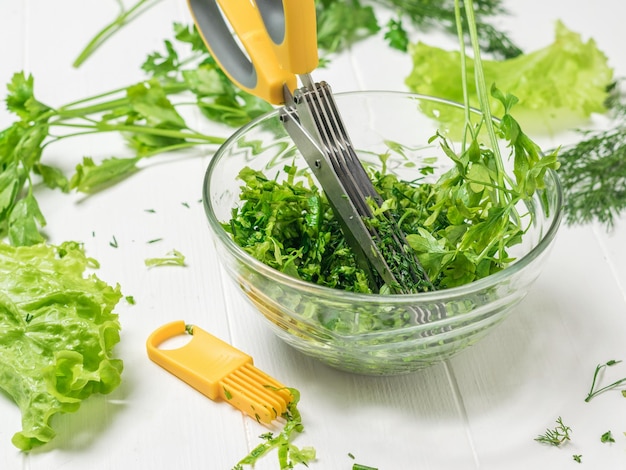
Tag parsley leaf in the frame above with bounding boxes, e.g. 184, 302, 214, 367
601, 430, 615, 443
315, 0, 380, 53
0, 23, 269, 245
384, 17, 409, 52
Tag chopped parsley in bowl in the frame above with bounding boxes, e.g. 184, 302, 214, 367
203, 91, 562, 375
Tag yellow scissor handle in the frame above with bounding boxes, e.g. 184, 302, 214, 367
187, 0, 319, 105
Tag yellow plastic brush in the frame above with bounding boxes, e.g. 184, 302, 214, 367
146, 320, 292, 423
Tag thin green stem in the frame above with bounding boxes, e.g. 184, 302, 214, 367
73, 0, 165, 68
50, 121, 226, 144
137, 141, 216, 158
453, 0, 473, 150
58, 81, 188, 116
585, 360, 626, 402
56, 97, 130, 119
60, 86, 129, 109
463, 0, 504, 181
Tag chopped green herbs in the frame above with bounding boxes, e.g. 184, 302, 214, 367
534, 417, 572, 447
347, 452, 377, 469
144, 249, 186, 267
573, 454, 582, 463
384, 17, 409, 52
227, 96, 556, 293
226, 0, 556, 295
353, 464, 379, 470
109, 235, 119, 248
232, 388, 315, 470
585, 359, 626, 402
600, 430, 615, 443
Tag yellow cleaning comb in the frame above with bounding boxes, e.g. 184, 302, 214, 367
146, 320, 293, 423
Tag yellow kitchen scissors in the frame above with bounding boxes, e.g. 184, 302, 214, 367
187, 0, 318, 105
187, 0, 433, 298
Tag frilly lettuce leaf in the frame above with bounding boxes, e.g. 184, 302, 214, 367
0, 241, 123, 451
405, 21, 613, 133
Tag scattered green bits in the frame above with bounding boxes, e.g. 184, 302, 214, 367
232, 387, 315, 470
600, 430, 615, 443
144, 249, 186, 267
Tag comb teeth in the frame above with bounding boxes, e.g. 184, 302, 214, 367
221, 363, 292, 423
147, 321, 294, 425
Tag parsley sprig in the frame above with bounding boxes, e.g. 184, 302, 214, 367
0, 24, 271, 246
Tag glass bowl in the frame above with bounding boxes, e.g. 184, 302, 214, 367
203, 91, 563, 375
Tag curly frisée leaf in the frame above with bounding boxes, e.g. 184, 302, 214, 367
0, 241, 123, 451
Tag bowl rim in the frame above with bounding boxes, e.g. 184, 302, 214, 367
203, 90, 564, 304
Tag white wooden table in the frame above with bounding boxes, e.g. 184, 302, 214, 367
1, 1, 626, 469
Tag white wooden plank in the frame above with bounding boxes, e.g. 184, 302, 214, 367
2, 0, 626, 468
0, 2, 26, 130
448, 225, 626, 469
222, 280, 479, 469
0, 4, 30, 470
26, 155, 248, 469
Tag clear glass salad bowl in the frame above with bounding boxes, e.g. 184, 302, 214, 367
203, 91, 563, 375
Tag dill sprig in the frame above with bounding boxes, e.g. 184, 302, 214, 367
534, 417, 572, 446
555, 82, 626, 229
557, 124, 626, 228
374, 0, 522, 59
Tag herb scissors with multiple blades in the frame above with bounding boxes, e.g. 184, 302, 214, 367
187, 0, 433, 295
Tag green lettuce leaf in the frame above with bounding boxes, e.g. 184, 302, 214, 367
0, 241, 123, 451
405, 21, 613, 133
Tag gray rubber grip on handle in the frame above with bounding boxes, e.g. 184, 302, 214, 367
188, 0, 257, 90
256, 0, 286, 45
